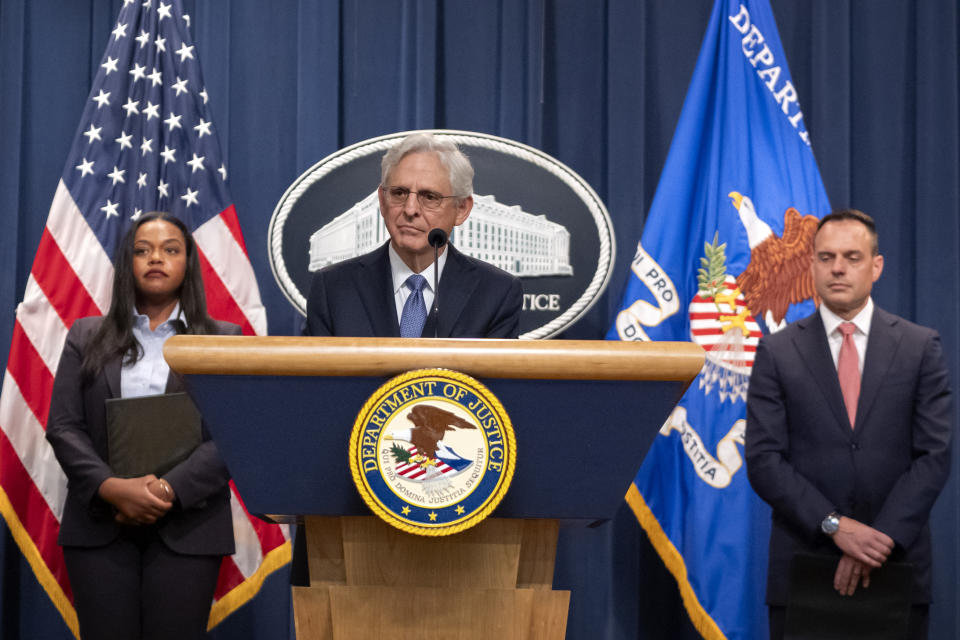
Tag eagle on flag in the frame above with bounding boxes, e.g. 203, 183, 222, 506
729, 191, 821, 332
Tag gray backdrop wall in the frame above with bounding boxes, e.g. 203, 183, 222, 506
1, 1, 957, 638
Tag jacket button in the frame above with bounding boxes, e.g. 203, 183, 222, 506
851, 442, 860, 451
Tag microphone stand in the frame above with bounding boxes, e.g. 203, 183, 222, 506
427, 228, 448, 339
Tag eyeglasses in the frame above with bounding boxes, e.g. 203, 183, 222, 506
381, 185, 460, 211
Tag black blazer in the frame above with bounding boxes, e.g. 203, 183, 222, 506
304, 241, 522, 338
46, 316, 237, 556
745, 307, 952, 604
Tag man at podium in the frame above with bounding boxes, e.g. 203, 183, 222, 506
295, 132, 523, 584
303, 131, 522, 340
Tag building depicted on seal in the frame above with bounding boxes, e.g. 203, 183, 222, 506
308, 192, 573, 277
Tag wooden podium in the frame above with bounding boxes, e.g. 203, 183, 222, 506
164, 336, 703, 639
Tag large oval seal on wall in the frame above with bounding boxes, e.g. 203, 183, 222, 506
268, 129, 615, 339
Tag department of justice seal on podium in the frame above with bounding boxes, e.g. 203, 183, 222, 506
349, 369, 516, 536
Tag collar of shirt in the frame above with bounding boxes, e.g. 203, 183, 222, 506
388, 242, 448, 324
131, 302, 188, 333
122, 302, 185, 398
819, 297, 873, 373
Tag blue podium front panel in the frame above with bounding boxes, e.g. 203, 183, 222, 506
186, 374, 686, 521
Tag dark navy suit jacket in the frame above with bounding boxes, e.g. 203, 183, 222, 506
46, 316, 237, 556
293, 241, 521, 586
745, 306, 952, 605
304, 241, 522, 339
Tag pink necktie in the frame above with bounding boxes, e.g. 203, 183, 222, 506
837, 322, 860, 428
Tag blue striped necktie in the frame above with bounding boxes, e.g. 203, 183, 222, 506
399, 274, 428, 338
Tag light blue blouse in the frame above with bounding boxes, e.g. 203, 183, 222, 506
120, 304, 184, 399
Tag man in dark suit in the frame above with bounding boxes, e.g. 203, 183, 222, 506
295, 133, 522, 585
304, 132, 522, 339
746, 209, 952, 640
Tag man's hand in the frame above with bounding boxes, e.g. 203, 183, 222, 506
98, 474, 173, 525
833, 554, 872, 596
831, 516, 894, 567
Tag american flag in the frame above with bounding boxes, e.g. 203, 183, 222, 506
0, 0, 290, 635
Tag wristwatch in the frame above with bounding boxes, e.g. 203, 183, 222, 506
820, 511, 840, 535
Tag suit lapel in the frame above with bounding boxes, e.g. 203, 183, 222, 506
422, 245, 477, 338
104, 357, 122, 399
164, 369, 185, 393
793, 312, 852, 432
855, 307, 901, 431
355, 243, 400, 337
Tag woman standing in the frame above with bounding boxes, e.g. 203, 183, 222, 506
47, 213, 237, 639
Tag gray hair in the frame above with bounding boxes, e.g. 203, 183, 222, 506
380, 133, 474, 200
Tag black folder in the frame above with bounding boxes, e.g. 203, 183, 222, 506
784, 553, 913, 640
105, 392, 202, 478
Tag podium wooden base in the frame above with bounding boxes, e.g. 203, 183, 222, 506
293, 516, 570, 639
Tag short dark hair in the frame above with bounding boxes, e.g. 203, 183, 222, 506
80, 212, 218, 379
816, 208, 879, 255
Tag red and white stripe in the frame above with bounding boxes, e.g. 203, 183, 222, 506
0, 181, 288, 636
394, 446, 457, 480
688, 279, 760, 370
194, 205, 267, 336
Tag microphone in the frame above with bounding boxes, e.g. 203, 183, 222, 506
428, 228, 447, 338
428, 228, 448, 249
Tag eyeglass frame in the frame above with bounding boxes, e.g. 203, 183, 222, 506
380, 185, 465, 211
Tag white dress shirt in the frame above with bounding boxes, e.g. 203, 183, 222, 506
819, 297, 873, 376
388, 243, 448, 325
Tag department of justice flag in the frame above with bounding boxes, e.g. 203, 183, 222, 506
0, 1, 290, 636
609, 1, 830, 638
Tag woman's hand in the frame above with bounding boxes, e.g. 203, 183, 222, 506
146, 477, 176, 503
98, 474, 173, 525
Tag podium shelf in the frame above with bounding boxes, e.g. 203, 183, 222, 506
164, 335, 704, 381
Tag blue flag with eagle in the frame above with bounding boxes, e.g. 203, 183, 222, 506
608, 1, 830, 638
